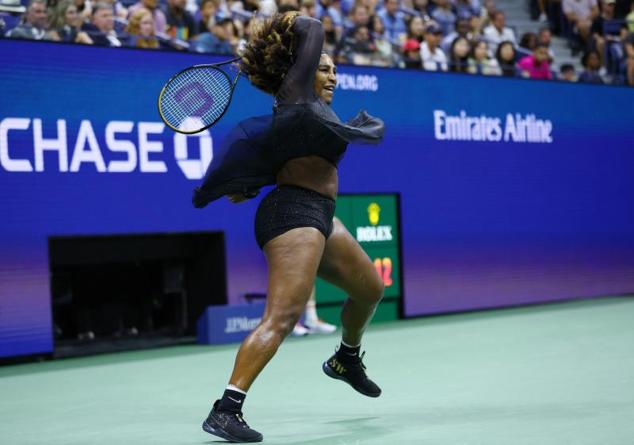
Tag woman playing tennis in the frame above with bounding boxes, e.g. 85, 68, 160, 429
194, 12, 385, 443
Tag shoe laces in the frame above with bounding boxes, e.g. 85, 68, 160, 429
234, 412, 250, 427
335, 347, 367, 369
359, 351, 367, 370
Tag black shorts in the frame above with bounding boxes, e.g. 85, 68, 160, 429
254, 185, 336, 249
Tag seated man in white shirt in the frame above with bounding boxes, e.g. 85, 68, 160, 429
483, 10, 516, 52
420, 23, 448, 71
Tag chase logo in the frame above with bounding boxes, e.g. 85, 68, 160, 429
174, 118, 213, 180
0, 117, 213, 180
356, 202, 393, 242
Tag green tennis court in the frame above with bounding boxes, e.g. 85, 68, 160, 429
2, 296, 633, 445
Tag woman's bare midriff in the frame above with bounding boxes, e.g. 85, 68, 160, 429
276, 155, 338, 199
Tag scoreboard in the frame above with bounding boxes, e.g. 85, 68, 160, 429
315, 194, 402, 323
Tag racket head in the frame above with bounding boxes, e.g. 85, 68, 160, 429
158, 62, 239, 134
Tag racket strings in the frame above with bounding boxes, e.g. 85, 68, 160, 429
160, 67, 233, 133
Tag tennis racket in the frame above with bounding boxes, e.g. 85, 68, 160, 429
158, 57, 242, 135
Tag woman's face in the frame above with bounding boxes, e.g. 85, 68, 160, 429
474, 41, 488, 60
409, 16, 424, 37
139, 13, 154, 36
313, 54, 337, 104
64, 4, 79, 26
201, 1, 216, 20
453, 38, 469, 58
500, 43, 514, 62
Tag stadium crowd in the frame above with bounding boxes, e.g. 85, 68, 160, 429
1, 0, 633, 85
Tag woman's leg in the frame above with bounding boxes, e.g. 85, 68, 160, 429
318, 218, 384, 346
317, 218, 384, 397
227, 227, 326, 390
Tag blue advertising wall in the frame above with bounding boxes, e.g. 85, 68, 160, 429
1, 40, 634, 358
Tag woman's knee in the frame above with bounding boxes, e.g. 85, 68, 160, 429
367, 275, 385, 305
349, 272, 384, 306
261, 306, 304, 339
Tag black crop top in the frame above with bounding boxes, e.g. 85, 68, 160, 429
192, 16, 384, 208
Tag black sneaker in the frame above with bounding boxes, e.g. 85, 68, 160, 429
322, 350, 382, 398
202, 400, 263, 443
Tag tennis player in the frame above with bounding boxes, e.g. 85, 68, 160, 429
194, 12, 385, 443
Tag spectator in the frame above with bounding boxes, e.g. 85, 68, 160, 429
340, 25, 378, 65
402, 38, 421, 67
559, 63, 577, 80
193, 16, 234, 53
496, 39, 518, 76
483, 10, 516, 51
431, 0, 456, 36
221, 17, 242, 51
197, 0, 216, 33
537, 26, 555, 60
420, 22, 448, 70
562, 0, 598, 53
578, 50, 605, 82
321, 14, 341, 56
47, 0, 93, 44
6, 0, 48, 40
449, 35, 470, 72
591, 0, 618, 62
468, 39, 501, 74
165, 0, 197, 40
371, 15, 396, 66
519, 31, 538, 52
441, 18, 472, 53
377, 0, 407, 41
406, 15, 425, 43
83, 2, 127, 46
468, 7, 482, 35
126, 7, 159, 48
517, 43, 552, 79
370, 13, 386, 38
129, 0, 166, 34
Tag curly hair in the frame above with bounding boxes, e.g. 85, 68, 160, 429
239, 12, 300, 95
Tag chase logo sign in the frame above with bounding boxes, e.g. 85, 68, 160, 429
0, 117, 213, 180
356, 202, 393, 242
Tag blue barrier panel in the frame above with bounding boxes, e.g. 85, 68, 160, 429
2, 40, 634, 358
197, 303, 265, 345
